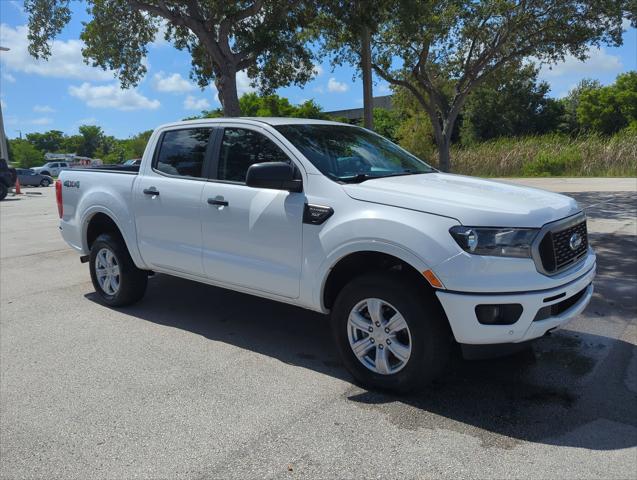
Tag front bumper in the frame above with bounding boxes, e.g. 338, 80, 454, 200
436, 263, 595, 344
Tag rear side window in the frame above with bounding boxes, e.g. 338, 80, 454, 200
218, 128, 291, 182
155, 128, 212, 178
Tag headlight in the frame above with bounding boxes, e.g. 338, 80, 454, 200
449, 226, 538, 258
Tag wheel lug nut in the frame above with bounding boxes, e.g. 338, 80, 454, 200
375, 322, 381, 327
384, 327, 389, 333
370, 338, 375, 343
368, 326, 373, 333
386, 339, 391, 345
378, 344, 384, 349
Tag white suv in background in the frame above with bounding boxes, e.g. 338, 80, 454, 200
33, 161, 70, 177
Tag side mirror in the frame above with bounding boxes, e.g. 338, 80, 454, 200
246, 162, 302, 192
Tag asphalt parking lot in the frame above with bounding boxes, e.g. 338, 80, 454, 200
1, 179, 636, 479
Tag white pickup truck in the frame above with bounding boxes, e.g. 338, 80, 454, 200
57, 118, 595, 392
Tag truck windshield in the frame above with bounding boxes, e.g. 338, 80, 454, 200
274, 124, 435, 183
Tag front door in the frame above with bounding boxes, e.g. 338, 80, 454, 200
201, 126, 304, 298
134, 127, 214, 276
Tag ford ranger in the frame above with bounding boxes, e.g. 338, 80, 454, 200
57, 118, 595, 392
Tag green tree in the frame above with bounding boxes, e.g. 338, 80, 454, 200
77, 125, 105, 158
372, 108, 401, 142
25, 130, 66, 153
559, 79, 602, 134
370, 0, 628, 171
318, 1, 392, 129
25, 0, 316, 116
461, 65, 564, 143
8, 139, 43, 168
578, 72, 637, 134
188, 93, 326, 119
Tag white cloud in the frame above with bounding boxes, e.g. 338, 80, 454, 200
33, 104, 55, 113
538, 47, 623, 78
184, 95, 211, 110
31, 117, 53, 125
376, 82, 392, 95
77, 117, 98, 125
151, 19, 170, 47
327, 77, 349, 93
622, 18, 632, 31
2, 72, 16, 83
0, 24, 114, 81
68, 82, 160, 110
153, 71, 195, 93
236, 70, 257, 96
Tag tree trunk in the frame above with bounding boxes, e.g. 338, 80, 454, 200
360, 25, 374, 130
437, 133, 452, 172
216, 70, 241, 117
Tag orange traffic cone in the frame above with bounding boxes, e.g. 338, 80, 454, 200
14, 177, 21, 194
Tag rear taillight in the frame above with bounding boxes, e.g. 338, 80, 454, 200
55, 180, 63, 218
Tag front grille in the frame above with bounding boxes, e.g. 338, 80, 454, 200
537, 220, 588, 274
533, 285, 589, 321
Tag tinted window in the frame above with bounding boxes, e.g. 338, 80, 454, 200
218, 128, 290, 182
155, 128, 212, 178
274, 124, 434, 182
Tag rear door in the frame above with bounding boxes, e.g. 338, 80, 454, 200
134, 127, 215, 276
201, 125, 304, 298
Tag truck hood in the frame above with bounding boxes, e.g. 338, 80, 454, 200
342, 173, 580, 227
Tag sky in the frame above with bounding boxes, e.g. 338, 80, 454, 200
0, 0, 635, 139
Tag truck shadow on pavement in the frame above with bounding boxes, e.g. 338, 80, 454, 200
85, 191, 636, 452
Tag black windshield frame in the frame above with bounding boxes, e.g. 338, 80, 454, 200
274, 124, 436, 183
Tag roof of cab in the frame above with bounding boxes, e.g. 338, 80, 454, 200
156, 117, 353, 130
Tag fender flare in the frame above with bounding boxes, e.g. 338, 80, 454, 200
80, 205, 148, 269
312, 239, 434, 312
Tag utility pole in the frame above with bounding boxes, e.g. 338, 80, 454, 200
360, 25, 374, 130
0, 46, 10, 163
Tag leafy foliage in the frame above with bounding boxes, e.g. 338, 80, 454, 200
7, 139, 43, 169
460, 66, 564, 143
190, 93, 327, 119
578, 72, 637, 134
369, 0, 628, 171
24, 0, 317, 115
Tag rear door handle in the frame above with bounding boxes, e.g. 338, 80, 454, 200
143, 188, 159, 196
207, 197, 228, 206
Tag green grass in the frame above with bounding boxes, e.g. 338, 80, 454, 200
442, 132, 637, 177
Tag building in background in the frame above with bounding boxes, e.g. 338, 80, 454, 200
325, 95, 393, 122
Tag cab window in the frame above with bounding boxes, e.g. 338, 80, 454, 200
217, 128, 290, 183
154, 128, 212, 178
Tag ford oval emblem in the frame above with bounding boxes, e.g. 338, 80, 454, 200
569, 232, 582, 251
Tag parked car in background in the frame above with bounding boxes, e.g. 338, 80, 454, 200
0, 158, 17, 200
122, 159, 142, 167
32, 161, 70, 177
16, 168, 53, 187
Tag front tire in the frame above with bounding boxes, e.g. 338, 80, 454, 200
0, 184, 7, 201
89, 233, 148, 307
331, 272, 451, 393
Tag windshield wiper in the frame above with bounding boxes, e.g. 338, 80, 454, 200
340, 170, 419, 184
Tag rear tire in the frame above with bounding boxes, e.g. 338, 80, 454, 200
0, 184, 7, 201
40, 179, 50, 187
331, 272, 451, 393
89, 233, 147, 307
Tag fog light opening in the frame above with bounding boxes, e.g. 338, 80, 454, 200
475, 304, 523, 325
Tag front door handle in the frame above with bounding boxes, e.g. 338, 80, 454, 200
143, 187, 159, 196
207, 197, 228, 206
